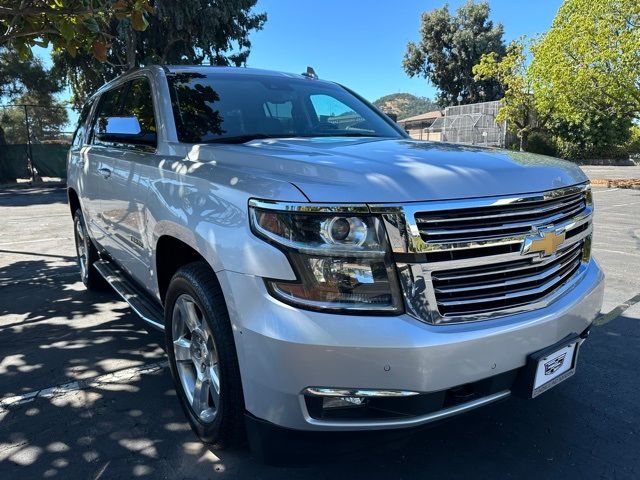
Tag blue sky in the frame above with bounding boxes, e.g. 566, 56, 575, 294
247, 0, 564, 101
32, 0, 563, 128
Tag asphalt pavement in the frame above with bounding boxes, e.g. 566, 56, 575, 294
0, 183, 639, 479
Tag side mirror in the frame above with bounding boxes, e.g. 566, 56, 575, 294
95, 116, 156, 146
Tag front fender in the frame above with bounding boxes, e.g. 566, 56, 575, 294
147, 176, 297, 281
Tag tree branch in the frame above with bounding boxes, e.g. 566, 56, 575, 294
0, 28, 58, 44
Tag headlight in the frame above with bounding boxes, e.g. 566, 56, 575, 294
249, 202, 403, 313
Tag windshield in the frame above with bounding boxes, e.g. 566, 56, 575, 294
167, 71, 404, 143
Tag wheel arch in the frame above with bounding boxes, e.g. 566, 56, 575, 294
68, 187, 81, 217
155, 234, 218, 305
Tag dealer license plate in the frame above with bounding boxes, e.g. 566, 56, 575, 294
531, 340, 579, 398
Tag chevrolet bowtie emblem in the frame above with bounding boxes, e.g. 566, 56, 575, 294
522, 227, 566, 257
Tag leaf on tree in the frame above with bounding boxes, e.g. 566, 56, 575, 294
131, 11, 149, 31
91, 41, 108, 62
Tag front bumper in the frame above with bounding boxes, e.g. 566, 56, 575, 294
219, 259, 604, 431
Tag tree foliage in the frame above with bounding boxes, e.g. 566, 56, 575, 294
403, 0, 506, 107
0, 47, 68, 144
530, 0, 640, 121
0, 47, 64, 98
1, 94, 69, 144
373, 93, 439, 120
0, 0, 153, 61
549, 114, 633, 160
473, 38, 543, 150
54, 0, 266, 109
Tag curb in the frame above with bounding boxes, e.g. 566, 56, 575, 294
591, 179, 640, 190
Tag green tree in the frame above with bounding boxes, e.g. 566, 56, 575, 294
1, 94, 69, 144
0, 0, 153, 61
473, 38, 543, 151
0, 47, 68, 144
0, 47, 64, 97
530, 0, 640, 121
549, 114, 633, 160
54, 0, 266, 109
403, 0, 506, 107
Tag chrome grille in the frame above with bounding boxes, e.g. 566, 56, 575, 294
413, 187, 589, 262
432, 241, 584, 316
373, 183, 594, 324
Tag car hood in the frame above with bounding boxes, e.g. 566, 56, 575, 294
194, 138, 587, 203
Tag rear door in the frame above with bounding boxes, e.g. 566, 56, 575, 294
69, 101, 100, 225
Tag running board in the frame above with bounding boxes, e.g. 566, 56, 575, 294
94, 259, 165, 331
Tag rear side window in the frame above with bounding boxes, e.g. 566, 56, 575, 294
71, 100, 94, 148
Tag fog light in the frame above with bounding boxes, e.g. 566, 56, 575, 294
322, 396, 366, 409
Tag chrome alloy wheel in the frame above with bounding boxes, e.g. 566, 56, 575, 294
172, 294, 221, 423
74, 217, 88, 280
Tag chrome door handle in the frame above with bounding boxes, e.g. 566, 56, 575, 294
98, 167, 112, 179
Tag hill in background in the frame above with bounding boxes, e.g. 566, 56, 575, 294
373, 93, 439, 120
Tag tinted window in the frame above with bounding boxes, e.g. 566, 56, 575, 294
93, 86, 125, 145
92, 78, 156, 147
168, 71, 403, 143
71, 100, 93, 148
120, 79, 157, 139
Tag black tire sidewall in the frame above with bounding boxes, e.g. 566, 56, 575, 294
73, 210, 91, 286
164, 265, 242, 445
73, 209, 106, 290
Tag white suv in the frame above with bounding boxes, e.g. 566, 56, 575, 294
67, 65, 604, 451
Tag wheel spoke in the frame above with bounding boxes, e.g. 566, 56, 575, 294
173, 337, 191, 362
192, 377, 210, 416
171, 293, 220, 423
177, 297, 200, 332
208, 364, 221, 407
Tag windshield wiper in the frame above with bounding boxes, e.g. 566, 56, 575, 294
202, 132, 388, 144
311, 132, 385, 138
202, 133, 293, 144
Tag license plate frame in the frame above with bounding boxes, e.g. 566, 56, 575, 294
515, 333, 584, 399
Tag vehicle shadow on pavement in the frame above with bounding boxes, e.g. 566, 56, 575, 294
1, 262, 639, 478
0, 187, 68, 208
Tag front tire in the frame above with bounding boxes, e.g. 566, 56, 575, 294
164, 262, 245, 448
73, 209, 107, 290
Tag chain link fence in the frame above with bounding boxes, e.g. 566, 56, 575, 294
0, 104, 75, 183
428, 100, 509, 147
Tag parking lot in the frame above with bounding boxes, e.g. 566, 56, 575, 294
1, 184, 639, 479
